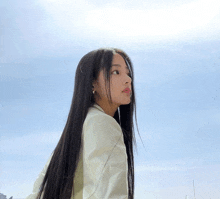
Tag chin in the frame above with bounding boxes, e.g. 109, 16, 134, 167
121, 100, 131, 105
113, 98, 131, 106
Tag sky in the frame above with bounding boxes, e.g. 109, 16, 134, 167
0, 0, 220, 198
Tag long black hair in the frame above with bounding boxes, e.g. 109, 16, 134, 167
36, 48, 141, 199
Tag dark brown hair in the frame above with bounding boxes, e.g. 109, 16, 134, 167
36, 48, 141, 199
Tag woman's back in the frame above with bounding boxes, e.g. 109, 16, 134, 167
26, 103, 128, 199
25, 48, 136, 199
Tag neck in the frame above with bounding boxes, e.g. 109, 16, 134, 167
95, 101, 118, 117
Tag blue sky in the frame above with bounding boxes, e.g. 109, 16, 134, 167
1, 0, 220, 198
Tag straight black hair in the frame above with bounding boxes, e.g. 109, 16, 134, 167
36, 48, 141, 199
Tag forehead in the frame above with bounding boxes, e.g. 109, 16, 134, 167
111, 53, 130, 71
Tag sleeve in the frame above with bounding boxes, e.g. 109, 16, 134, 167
82, 114, 128, 199
25, 155, 52, 199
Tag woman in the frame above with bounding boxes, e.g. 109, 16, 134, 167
26, 48, 138, 199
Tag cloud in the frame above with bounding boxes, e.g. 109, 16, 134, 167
2, 0, 220, 61
135, 157, 202, 173
134, 184, 220, 199
87, 0, 220, 37
135, 161, 220, 198
37, 0, 220, 44
1, 131, 61, 156
1, 131, 61, 197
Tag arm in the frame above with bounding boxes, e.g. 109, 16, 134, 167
82, 114, 128, 199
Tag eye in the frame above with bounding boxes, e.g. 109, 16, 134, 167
112, 70, 119, 75
111, 70, 131, 78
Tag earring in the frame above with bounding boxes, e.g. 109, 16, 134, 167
92, 85, 95, 94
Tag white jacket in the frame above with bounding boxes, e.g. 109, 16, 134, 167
25, 103, 128, 199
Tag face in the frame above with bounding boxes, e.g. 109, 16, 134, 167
93, 53, 132, 109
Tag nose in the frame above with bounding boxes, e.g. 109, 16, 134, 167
125, 74, 132, 84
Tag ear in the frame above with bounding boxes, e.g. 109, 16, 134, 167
92, 70, 101, 89
92, 80, 98, 90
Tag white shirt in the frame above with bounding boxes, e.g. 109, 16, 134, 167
25, 103, 128, 199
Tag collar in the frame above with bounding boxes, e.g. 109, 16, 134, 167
93, 103, 105, 113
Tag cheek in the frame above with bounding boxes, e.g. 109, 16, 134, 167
110, 78, 121, 94
110, 76, 120, 85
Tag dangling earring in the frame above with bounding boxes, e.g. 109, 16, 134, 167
93, 90, 95, 94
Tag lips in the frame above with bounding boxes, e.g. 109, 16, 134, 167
123, 87, 131, 92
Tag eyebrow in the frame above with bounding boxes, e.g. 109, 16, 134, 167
111, 64, 130, 72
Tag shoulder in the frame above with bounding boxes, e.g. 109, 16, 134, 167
82, 106, 125, 159
84, 106, 121, 130
83, 106, 122, 135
